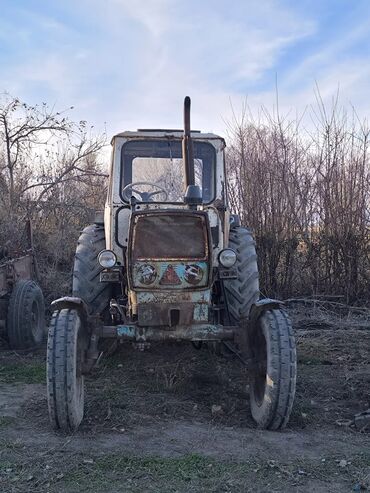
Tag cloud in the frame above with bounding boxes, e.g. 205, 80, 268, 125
78, 0, 316, 133
248, 15, 370, 128
0, 0, 369, 140
109, 0, 174, 37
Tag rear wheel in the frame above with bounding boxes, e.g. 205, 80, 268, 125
46, 308, 85, 432
73, 224, 111, 316
7, 280, 45, 349
223, 227, 259, 323
249, 309, 296, 430
213, 227, 259, 355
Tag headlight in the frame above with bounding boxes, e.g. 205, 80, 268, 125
184, 264, 204, 285
219, 249, 237, 268
98, 250, 117, 268
137, 264, 157, 285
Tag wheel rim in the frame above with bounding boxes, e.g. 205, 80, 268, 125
252, 328, 267, 406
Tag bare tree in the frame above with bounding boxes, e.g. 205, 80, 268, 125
226, 95, 370, 303
0, 93, 106, 211
0, 94, 107, 301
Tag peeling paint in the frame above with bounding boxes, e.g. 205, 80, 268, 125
114, 323, 234, 341
137, 290, 210, 304
193, 303, 208, 321
266, 375, 274, 388
132, 261, 209, 289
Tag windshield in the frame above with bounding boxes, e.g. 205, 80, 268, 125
121, 139, 215, 203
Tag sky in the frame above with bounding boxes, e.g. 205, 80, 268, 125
1, 0, 370, 138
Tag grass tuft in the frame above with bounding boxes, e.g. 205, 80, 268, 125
0, 361, 45, 384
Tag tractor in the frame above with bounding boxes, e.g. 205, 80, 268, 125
46, 97, 296, 432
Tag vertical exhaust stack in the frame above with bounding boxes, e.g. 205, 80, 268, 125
182, 96, 202, 205
183, 96, 195, 187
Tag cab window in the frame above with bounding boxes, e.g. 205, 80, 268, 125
121, 139, 215, 203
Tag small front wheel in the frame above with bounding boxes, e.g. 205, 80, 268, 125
249, 309, 296, 430
46, 308, 85, 432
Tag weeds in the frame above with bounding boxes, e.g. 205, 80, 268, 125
0, 416, 15, 428
0, 361, 45, 384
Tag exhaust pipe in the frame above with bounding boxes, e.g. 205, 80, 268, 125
183, 96, 195, 187
182, 96, 201, 205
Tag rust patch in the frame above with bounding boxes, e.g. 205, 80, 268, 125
0, 255, 34, 296
130, 211, 210, 262
137, 290, 210, 304
135, 290, 210, 326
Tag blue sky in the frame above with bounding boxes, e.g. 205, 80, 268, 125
1, 0, 370, 137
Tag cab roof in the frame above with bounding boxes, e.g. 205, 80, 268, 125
111, 129, 225, 145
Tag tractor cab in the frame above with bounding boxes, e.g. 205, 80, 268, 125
105, 126, 228, 267
119, 131, 219, 204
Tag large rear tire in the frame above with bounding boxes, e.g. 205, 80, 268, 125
249, 308, 296, 430
7, 280, 45, 349
46, 309, 85, 432
211, 227, 259, 355
223, 227, 259, 323
72, 224, 111, 315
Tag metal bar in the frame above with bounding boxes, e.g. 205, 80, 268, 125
101, 323, 236, 342
182, 96, 195, 188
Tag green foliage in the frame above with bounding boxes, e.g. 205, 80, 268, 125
0, 361, 45, 384
0, 416, 15, 428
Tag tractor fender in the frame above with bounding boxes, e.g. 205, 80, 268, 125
50, 296, 89, 326
249, 298, 284, 325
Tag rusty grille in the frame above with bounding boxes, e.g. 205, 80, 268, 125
131, 212, 208, 261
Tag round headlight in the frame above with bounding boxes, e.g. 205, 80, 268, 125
219, 249, 237, 268
98, 250, 117, 268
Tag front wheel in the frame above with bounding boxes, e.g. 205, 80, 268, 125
249, 309, 296, 430
46, 309, 85, 432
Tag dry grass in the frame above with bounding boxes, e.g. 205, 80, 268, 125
1, 308, 370, 492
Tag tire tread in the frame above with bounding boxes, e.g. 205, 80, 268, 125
250, 308, 297, 430
46, 308, 84, 432
72, 224, 111, 315
7, 280, 45, 349
224, 227, 259, 322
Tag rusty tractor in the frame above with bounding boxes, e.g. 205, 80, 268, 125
0, 221, 45, 349
47, 97, 297, 432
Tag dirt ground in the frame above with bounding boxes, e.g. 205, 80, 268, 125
0, 308, 370, 493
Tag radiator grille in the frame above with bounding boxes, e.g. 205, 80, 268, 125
131, 213, 208, 260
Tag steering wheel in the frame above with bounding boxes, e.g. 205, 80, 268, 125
122, 181, 168, 202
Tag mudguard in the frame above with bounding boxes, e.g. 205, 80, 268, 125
249, 298, 284, 324
50, 296, 89, 325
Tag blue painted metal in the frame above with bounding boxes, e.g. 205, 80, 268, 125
135, 289, 211, 324
114, 323, 234, 341
193, 303, 208, 321
136, 290, 210, 304
117, 325, 137, 338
